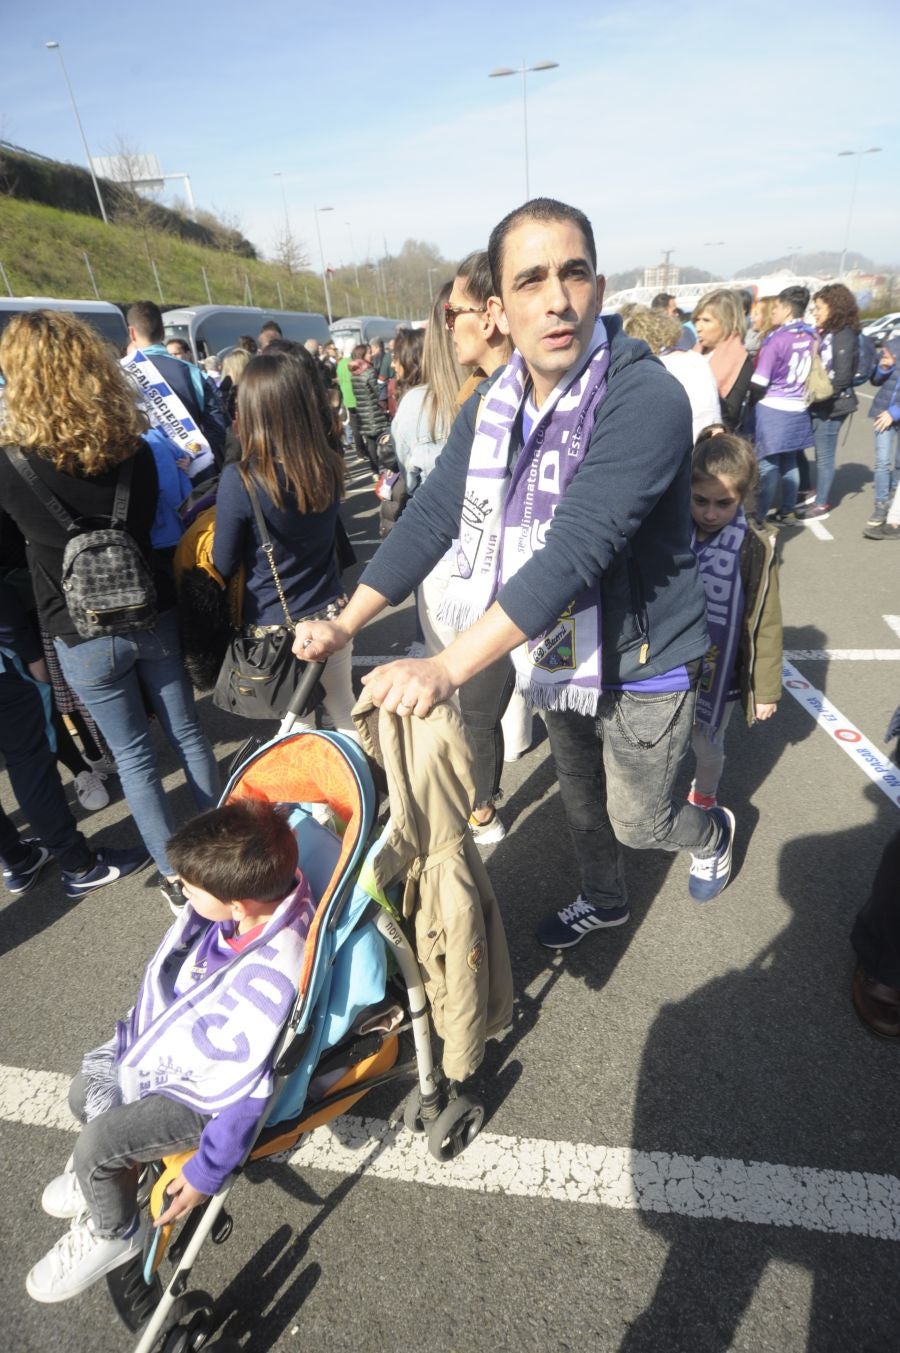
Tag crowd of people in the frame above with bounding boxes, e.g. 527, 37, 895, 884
1, 196, 899, 1309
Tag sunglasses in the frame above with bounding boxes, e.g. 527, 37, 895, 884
443, 302, 486, 332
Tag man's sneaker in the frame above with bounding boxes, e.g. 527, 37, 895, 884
73, 769, 109, 813
156, 872, 186, 917
61, 846, 151, 900
797, 503, 830, 521
688, 806, 736, 903
536, 894, 630, 949
42, 1167, 87, 1221
867, 502, 888, 527
26, 1216, 142, 1303
687, 789, 717, 810
774, 511, 801, 526
2, 841, 51, 896
863, 522, 900, 542
468, 808, 506, 848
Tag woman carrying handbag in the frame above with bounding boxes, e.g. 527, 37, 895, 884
212, 350, 357, 736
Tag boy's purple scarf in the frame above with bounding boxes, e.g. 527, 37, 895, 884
692, 510, 747, 734
81, 874, 314, 1121
438, 317, 611, 714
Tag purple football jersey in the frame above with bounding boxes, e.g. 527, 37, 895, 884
752, 321, 816, 410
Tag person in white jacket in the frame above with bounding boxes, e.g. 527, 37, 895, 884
623, 305, 722, 440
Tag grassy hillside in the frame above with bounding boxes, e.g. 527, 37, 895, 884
0, 196, 364, 314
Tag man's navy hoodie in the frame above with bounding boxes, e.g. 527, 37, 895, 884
361, 317, 709, 686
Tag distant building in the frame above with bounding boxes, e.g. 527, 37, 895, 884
643, 263, 680, 289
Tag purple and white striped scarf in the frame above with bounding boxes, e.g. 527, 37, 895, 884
438, 318, 611, 714
692, 510, 747, 734
82, 874, 314, 1121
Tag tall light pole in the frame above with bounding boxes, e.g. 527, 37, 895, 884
488, 59, 559, 200
314, 205, 334, 323
273, 171, 291, 239
426, 266, 440, 303
837, 147, 881, 279
45, 41, 109, 225
344, 221, 360, 289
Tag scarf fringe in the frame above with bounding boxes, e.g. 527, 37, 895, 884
81, 1038, 122, 1123
436, 598, 485, 634
515, 673, 600, 717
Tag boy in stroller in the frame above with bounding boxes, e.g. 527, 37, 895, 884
26, 800, 315, 1305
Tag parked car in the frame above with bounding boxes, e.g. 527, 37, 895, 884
0, 297, 128, 353
862, 312, 900, 346
162, 305, 331, 361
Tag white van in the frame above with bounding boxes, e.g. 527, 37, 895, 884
329, 315, 404, 356
0, 297, 128, 353
162, 305, 331, 361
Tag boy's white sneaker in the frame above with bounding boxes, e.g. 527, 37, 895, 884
41, 1167, 88, 1221
26, 1217, 141, 1303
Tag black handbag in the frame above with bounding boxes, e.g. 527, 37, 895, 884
213, 482, 323, 721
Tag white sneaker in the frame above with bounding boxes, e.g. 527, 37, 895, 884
84, 752, 117, 776
26, 1217, 142, 1303
468, 808, 507, 847
73, 770, 109, 813
42, 1168, 88, 1220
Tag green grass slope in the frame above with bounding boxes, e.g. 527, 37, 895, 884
0, 196, 361, 314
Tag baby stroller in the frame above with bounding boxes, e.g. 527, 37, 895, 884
111, 665, 487, 1352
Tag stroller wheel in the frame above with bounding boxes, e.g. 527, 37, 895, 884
402, 1088, 427, 1135
161, 1293, 214, 1352
426, 1093, 485, 1162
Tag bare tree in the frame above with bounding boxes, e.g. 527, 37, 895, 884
271, 225, 310, 276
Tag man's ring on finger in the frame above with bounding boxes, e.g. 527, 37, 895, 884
302, 638, 312, 650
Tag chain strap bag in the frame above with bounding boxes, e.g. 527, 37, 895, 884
213, 480, 324, 720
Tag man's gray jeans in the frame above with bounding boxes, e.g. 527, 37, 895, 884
544, 685, 720, 909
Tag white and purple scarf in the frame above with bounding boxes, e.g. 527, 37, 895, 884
692, 510, 747, 734
82, 874, 314, 1121
438, 318, 611, 714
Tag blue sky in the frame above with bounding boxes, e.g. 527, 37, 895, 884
3, 1, 897, 279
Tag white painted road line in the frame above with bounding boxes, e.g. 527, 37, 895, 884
884, 615, 900, 640
784, 649, 900, 661
782, 660, 900, 809
803, 518, 834, 541
3, 1063, 898, 1242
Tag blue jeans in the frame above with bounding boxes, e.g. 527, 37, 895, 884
757, 453, 800, 519
873, 425, 900, 505
54, 609, 220, 875
544, 686, 718, 909
811, 415, 841, 508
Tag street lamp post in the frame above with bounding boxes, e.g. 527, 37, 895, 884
314, 206, 334, 323
426, 266, 440, 303
45, 41, 109, 225
488, 59, 559, 200
345, 222, 360, 289
837, 148, 881, 279
273, 171, 291, 240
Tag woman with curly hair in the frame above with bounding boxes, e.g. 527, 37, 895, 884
692, 289, 754, 431
802, 283, 861, 520
0, 310, 220, 910
622, 305, 721, 440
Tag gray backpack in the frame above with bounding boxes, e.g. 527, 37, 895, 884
9, 449, 157, 639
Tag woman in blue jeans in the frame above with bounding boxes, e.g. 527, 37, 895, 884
803, 283, 860, 522
0, 310, 220, 910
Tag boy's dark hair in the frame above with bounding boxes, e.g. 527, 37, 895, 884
126, 300, 165, 344
488, 198, 597, 295
778, 285, 810, 317
651, 292, 674, 311
455, 250, 494, 306
259, 320, 283, 337
238, 334, 258, 353
692, 431, 759, 508
168, 800, 298, 904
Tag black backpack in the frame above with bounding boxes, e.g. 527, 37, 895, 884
9, 450, 157, 638
852, 331, 878, 387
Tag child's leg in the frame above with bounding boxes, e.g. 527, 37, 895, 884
73, 1093, 207, 1237
690, 706, 735, 802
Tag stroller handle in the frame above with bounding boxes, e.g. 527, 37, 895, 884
286, 658, 326, 719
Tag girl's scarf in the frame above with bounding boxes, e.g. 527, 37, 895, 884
438, 317, 611, 714
698, 333, 748, 399
692, 510, 747, 734
81, 874, 315, 1121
